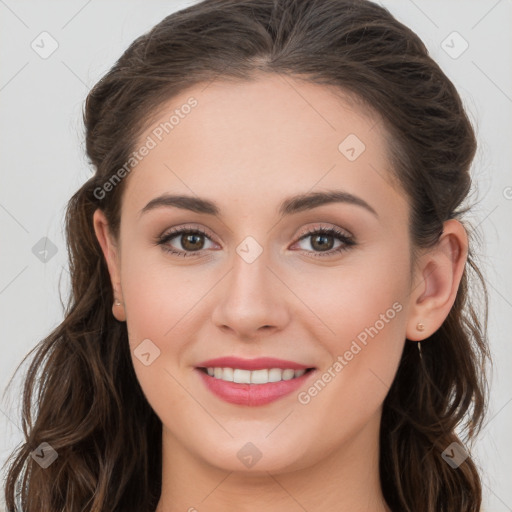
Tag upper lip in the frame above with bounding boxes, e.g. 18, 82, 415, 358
196, 357, 314, 371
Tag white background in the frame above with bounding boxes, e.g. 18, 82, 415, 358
1, 1, 511, 510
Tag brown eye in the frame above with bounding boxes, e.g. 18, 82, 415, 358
157, 227, 216, 257
180, 232, 205, 251
309, 233, 335, 252
293, 226, 356, 257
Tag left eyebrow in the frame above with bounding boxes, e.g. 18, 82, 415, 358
139, 190, 378, 218
278, 190, 378, 218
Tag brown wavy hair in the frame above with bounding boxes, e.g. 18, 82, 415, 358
3, 0, 491, 510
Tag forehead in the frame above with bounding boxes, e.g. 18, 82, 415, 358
121, 73, 406, 223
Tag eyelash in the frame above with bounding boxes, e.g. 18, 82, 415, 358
156, 225, 356, 258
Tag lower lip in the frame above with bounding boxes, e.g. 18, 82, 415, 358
195, 368, 316, 406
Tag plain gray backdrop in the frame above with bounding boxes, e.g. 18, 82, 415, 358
1, 1, 511, 510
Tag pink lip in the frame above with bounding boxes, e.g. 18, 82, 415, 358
195, 367, 316, 406
195, 356, 313, 371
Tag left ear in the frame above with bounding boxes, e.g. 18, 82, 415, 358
406, 219, 468, 341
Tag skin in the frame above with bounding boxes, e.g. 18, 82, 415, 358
94, 73, 468, 512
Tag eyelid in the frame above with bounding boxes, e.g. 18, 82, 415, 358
295, 222, 354, 240
158, 224, 218, 243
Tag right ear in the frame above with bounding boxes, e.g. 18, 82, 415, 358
93, 209, 126, 322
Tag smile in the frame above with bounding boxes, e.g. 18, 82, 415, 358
195, 366, 317, 406
199, 366, 313, 384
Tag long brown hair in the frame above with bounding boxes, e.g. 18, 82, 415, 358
3, 0, 491, 510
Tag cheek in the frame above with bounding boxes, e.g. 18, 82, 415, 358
289, 242, 410, 346
293, 252, 409, 436
119, 238, 209, 340
118, 243, 220, 384
119, 256, 207, 422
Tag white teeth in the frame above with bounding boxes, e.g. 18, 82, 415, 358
233, 369, 251, 384
203, 367, 309, 384
268, 368, 282, 382
222, 367, 234, 381
250, 369, 268, 384
282, 369, 295, 380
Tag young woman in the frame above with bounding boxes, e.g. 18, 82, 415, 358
3, 0, 491, 510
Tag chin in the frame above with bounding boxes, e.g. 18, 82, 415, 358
188, 434, 314, 475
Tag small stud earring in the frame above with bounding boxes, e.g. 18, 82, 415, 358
112, 299, 126, 322
416, 322, 425, 332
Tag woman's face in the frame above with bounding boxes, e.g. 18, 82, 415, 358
98, 74, 419, 473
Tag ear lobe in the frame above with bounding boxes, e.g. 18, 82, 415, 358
406, 219, 468, 341
93, 209, 126, 321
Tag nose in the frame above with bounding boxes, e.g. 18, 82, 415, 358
211, 246, 290, 341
